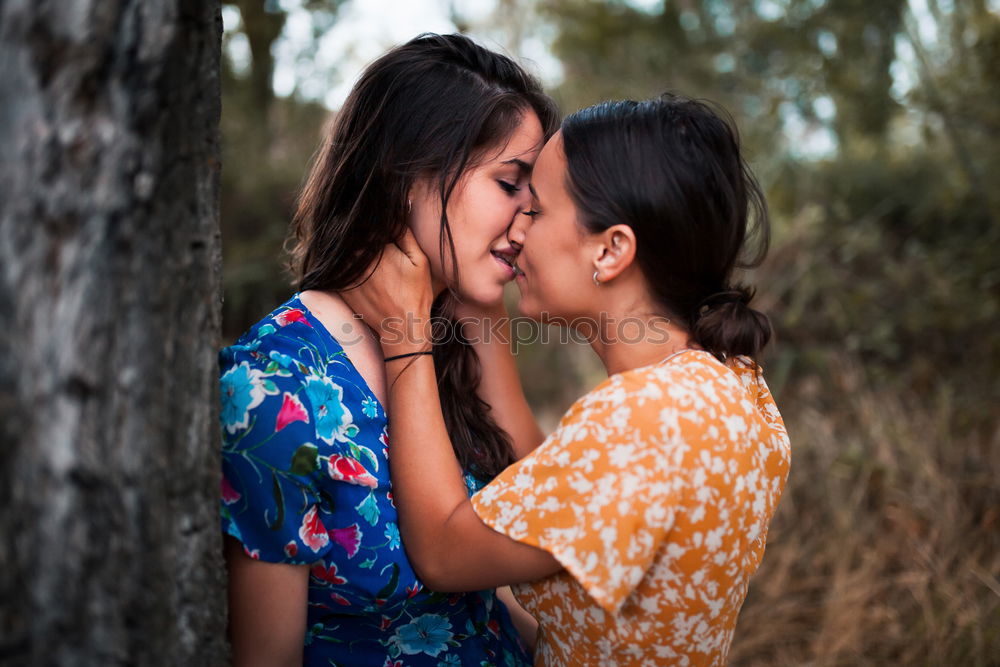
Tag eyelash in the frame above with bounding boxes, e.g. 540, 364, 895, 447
497, 180, 521, 194
521, 209, 540, 218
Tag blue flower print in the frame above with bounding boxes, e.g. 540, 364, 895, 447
384, 522, 401, 550
220, 361, 267, 434
504, 648, 525, 667
362, 395, 379, 419
437, 655, 462, 667
223, 509, 243, 543
268, 350, 298, 370
464, 471, 487, 496
391, 614, 454, 657
356, 492, 380, 527
303, 375, 355, 444
305, 623, 323, 647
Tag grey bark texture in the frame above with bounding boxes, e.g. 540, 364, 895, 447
0, 1, 227, 665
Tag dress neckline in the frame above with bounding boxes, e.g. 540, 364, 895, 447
289, 292, 389, 421
655, 348, 697, 367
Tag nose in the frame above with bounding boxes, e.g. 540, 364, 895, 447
506, 208, 530, 250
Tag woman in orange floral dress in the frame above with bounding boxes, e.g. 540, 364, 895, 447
344, 93, 791, 666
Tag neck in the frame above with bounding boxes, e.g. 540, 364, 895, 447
583, 298, 692, 376
590, 333, 691, 377
432, 275, 447, 300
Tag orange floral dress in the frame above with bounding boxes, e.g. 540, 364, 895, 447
471, 349, 791, 666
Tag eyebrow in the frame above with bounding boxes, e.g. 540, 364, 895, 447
502, 158, 532, 174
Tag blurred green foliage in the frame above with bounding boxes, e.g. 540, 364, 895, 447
220, 0, 343, 338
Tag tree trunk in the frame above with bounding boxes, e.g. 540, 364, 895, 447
0, 1, 227, 664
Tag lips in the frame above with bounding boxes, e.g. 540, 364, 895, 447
490, 247, 520, 279
491, 248, 517, 267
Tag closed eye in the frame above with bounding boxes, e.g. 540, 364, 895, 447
521, 209, 540, 217
497, 180, 521, 194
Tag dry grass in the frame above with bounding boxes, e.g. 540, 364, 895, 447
729, 356, 1000, 666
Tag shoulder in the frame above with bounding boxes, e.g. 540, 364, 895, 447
615, 350, 754, 415
219, 295, 371, 403
553, 351, 731, 431
221, 296, 328, 373
551, 351, 770, 460
562, 351, 734, 413
218, 295, 350, 440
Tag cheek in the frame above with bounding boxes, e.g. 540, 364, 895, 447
410, 207, 449, 277
448, 185, 516, 269
454, 185, 517, 242
529, 228, 587, 305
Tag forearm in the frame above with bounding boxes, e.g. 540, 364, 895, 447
385, 354, 471, 576
384, 353, 561, 591
497, 585, 538, 654
345, 233, 560, 590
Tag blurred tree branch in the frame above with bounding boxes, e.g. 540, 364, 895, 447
233, 0, 286, 114
902, 7, 997, 224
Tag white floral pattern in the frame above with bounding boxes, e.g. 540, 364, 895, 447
472, 350, 791, 666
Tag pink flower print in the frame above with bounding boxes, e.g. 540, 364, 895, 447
382, 659, 403, 667
328, 523, 361, 558
406, 583, 422, 598
275, 392, 309, 432
298, 505, 330, 553
274, 308, 311, 327
330, 591, 351, 606
311, 561, 347, 586
327, 454, 378, 488
244, 547, 260, 560
220, 476, 241, 505
284, 541, 298, 558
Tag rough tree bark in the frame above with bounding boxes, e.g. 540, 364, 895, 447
0, 1, 227, 664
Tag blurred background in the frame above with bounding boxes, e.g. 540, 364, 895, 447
219, 0, 999, 663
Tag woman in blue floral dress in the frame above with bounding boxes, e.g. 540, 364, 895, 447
220, 34, 558, 666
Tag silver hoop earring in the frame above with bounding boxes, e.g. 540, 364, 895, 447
406, 199, 412, 214
593, 270, 601, 286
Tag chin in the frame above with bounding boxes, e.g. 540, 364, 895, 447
457, 283, 505, 309
513, 294, 542, 323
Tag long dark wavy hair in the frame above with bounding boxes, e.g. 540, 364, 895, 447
561, 93, 772, 360
289, 33, 558, 480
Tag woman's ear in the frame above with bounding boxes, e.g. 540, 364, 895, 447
591, 224, 637, 284
406, 178, 429, 220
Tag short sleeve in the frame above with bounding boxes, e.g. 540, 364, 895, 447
471, 374, 681, 613
219, 344, 334, 564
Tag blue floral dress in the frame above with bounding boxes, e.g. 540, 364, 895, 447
220, 294, 530, 667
